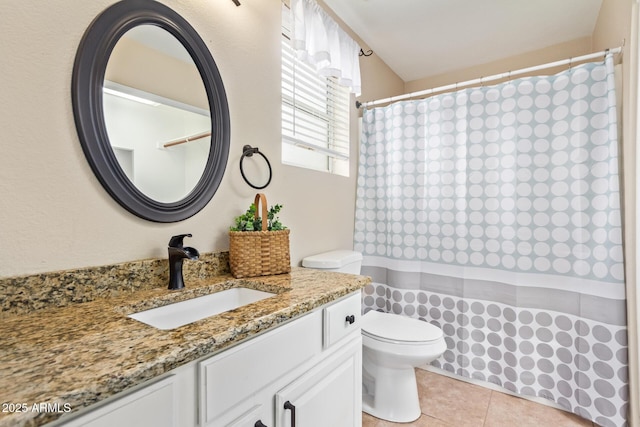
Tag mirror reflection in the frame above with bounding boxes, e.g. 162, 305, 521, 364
103, 25, 211, 203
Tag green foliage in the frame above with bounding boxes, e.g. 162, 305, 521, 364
230, 203, 287, 232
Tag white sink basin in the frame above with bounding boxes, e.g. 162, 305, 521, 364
128, 287, 275, 330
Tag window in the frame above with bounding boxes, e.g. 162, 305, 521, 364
281, 4, 351, 176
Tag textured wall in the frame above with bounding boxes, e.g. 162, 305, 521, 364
0, 0, 403, 278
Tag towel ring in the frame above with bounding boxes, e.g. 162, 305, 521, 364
240, 145, 272, 189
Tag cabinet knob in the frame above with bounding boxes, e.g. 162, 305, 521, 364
254, 421, 268, 427
345, 314, 355, 324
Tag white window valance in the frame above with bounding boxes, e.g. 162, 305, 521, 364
290, 0, 362, 96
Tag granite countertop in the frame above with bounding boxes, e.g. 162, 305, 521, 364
0, 267, 370, 427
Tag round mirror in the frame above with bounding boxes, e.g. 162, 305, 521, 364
72, 0, 229, 222
104, 25, 211, 203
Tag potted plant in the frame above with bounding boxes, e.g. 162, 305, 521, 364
228, 193, 290, 278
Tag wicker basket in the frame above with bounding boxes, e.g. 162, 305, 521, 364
229, 193, 291, 278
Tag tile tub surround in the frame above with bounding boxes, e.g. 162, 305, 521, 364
0, 263, 370, 427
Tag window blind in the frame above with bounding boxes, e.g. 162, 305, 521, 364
281, 7, 350, 163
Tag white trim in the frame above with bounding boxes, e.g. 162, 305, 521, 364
630, 1, 640, 425
283, 136, 349, 160
103, 81, 209, 116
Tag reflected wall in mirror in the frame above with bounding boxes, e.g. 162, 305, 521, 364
104, 25, 211, 203
72, 0, 230, 222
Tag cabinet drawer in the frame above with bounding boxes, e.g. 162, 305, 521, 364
199, 310, 322, 426
323, 292, 361, 348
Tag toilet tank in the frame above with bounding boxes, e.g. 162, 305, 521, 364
302, 250, 363, 274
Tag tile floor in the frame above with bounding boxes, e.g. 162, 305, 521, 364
362, 369, 596, 427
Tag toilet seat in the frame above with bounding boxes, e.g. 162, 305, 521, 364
362, 310, 443, 344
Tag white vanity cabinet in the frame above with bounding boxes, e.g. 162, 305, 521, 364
199, 291, 362, 427
52, 291, 361, 427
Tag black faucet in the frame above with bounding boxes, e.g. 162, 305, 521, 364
168, 234, 200, 290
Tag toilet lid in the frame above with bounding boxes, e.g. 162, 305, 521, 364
362, 310, 443, 343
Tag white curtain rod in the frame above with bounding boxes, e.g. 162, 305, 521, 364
162, 130, 211, 148
356, 46, 623, 109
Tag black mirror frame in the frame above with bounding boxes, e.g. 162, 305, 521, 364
72, 0, 230, 222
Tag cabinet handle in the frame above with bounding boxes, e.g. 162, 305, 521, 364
345, 314, 355, 324
284, 400, 296, 427
254, 421, 268, 427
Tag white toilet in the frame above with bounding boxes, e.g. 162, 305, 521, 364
302, 250, 447, 423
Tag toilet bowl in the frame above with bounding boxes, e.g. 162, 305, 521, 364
302, 250, 448, 423
361, 310, 446, 422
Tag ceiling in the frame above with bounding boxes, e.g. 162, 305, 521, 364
322, 0, 603, 82
124, 25, 194, 63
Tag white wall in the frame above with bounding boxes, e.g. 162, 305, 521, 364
104, 94, 210, 202
0, 0, 404, 278
592, 1, 637, 424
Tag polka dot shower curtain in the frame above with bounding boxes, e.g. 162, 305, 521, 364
354, 53, 628, 427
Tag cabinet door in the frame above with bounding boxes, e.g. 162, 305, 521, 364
275, 336, 361, 427
199, 310, 322, 426
59, 375, 178, 427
